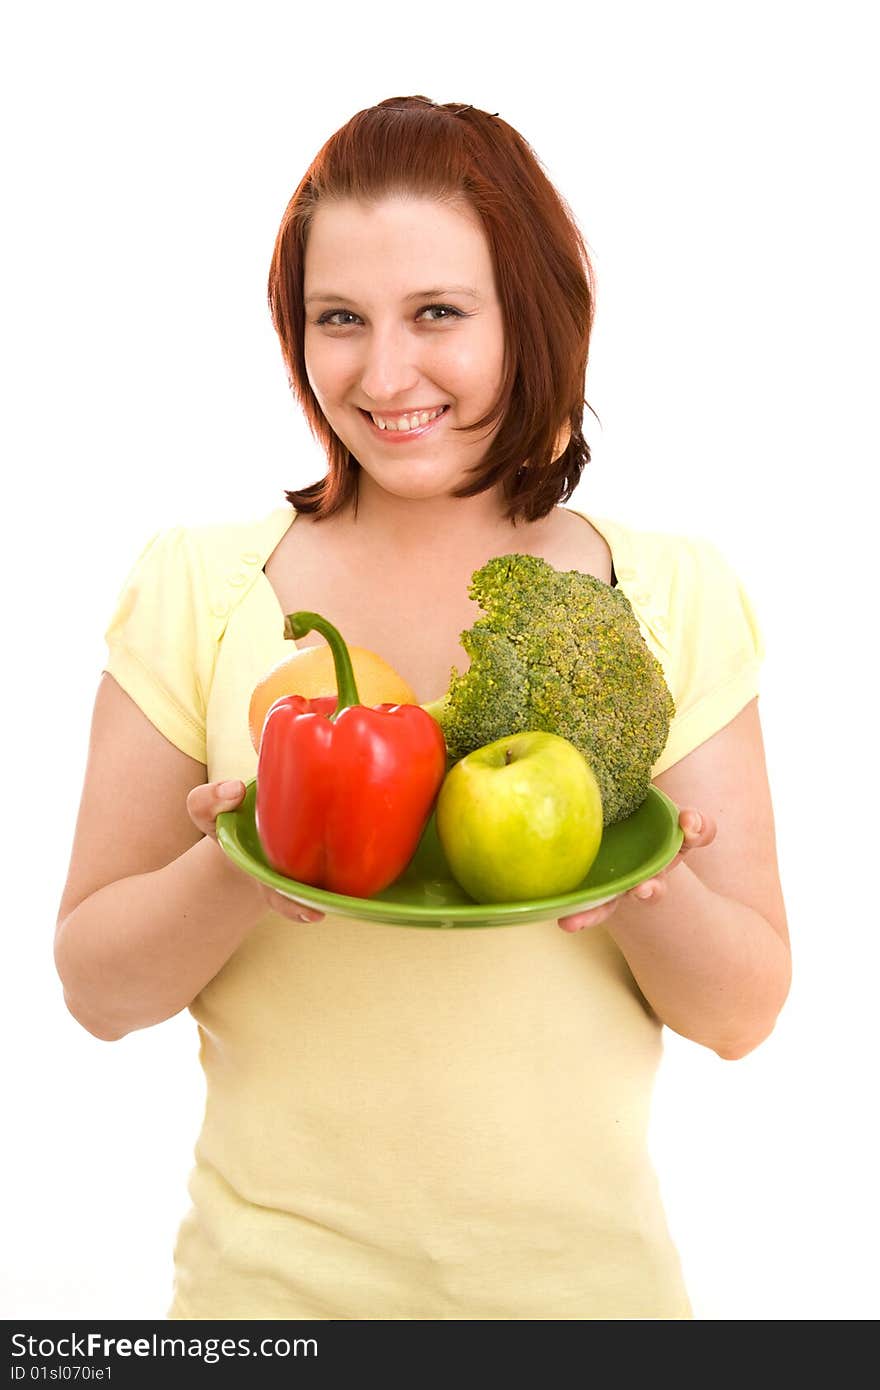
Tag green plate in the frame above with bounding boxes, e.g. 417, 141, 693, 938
216, 780, 683, 929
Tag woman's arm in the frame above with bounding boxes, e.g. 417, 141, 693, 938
54, 674, 319, 1042
558, 698, 791, 1059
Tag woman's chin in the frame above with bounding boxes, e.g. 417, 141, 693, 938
360, 468, 467, 504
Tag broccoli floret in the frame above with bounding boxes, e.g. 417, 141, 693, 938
425, 554, 675, 825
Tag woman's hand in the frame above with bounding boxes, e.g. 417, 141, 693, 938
187, 780, 326, 925
556, 808, 716, 933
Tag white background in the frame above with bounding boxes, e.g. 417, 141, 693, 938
3, 0, 877, 1321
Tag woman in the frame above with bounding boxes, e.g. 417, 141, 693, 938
54, 96, 790, 1320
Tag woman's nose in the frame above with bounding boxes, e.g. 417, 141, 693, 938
357, 324, 423, 403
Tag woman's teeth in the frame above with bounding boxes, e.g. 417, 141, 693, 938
369, 406, 447, 432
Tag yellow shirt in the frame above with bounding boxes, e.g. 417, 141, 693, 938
102, 504, 764, 1320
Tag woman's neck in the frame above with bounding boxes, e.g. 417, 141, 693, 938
333, 477, 548, 569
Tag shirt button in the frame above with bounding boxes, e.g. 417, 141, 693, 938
653, 616, 668, 635
229, 572, 247, 586
211, 601, 228, 618
241, 552, 261, 565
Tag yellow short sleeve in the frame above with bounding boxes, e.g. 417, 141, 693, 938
653, 539, 765, 773
102, 527, 213, 764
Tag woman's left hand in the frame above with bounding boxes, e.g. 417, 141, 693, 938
556, 808, 717, 933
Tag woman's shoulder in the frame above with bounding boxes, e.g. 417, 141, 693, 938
174, 503, 295, 569
122, 504, 296, 594
107, 504, 298, 653
569, 512, 766, 774
565, 507, 740, 610
567, 505, 763, 666
569, 507, 722, 573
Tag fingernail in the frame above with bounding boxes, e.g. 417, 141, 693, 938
635, 884, 652, 900
217, 779, 242, 798
688, 814, 702, 835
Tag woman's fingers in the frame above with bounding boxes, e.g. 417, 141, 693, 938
259, 886, 325, 924
558, 808, 716, 930
629, 875, 669, 902
186, 779, 246, 840
645, 808, 716, 884
624, 806, 717, 903
679, 809, 716, 852
557, 896, 624, 932
186, 780, 325, 924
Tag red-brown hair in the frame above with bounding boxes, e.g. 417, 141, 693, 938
268, 95, 599, 524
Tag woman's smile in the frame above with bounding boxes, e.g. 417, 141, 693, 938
359, 403, 451, 443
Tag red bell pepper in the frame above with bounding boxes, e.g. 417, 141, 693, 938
255, 611, 447, 898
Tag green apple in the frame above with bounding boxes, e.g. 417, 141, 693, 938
435, 731, 603, 903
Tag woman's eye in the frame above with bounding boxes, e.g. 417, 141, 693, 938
420, 304, 462, 322
317, 310, 357, 326
315, 304, 463, 327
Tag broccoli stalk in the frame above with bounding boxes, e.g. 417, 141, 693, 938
422, 554, 675, 826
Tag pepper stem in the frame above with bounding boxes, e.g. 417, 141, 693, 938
284, 611, 362, 720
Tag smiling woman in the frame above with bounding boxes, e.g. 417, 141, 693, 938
54, 93, 789, 1325
268, 95, 593, 521
299, 195, 512, 502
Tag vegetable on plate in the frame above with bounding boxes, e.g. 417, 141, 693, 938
421, 553, 675, 825
256, 611, 447, 899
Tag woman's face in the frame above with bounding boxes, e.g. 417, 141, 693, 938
303, 195, 507, 504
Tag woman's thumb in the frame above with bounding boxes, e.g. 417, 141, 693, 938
187, 779, 245, 838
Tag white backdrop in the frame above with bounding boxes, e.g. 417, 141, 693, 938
3, 0, 877, 1321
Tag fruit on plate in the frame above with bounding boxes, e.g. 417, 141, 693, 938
435, 730, 603, 903
249, 637, 417, 752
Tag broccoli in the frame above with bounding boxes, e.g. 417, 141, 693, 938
423, 554, 675, 826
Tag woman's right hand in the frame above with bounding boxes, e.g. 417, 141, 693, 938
187, 779, 326, 925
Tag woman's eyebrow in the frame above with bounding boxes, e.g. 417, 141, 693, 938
305, 285, 482, 305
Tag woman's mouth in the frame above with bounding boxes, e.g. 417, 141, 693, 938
359, 404, 450, 443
